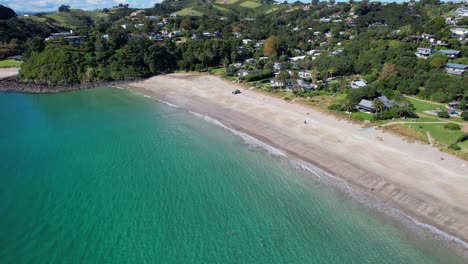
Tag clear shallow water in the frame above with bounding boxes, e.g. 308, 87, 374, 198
0, 88, 465, 263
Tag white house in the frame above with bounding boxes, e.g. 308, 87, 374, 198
350, 79, 368, 89
415, 47, 434, 59
445, 63, 468, 75
298, 70, 313, 79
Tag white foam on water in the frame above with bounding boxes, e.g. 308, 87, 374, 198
155, 99, 179, 108
114, 86, 125, 90
193, 113, 286, 158
144, 95, 152, 98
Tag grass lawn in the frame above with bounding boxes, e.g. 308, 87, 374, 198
176, 8, 204, 16
409, 123, 463, 146
351, 111, 373, 121
239, 1, 262, 8
406, 97, 447, 112
265, 7, 279, 14
210, 67, 225, 76
0, 59, 22, 68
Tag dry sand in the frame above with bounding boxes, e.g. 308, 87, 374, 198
128, 73, 468, 249
0, 68, 19, 79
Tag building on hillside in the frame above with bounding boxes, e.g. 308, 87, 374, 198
298, 70, 313, 79
451, 28, 468, 38
350, 79, 367, 89
64, 36, 82, 45
273, 62, 282, 72
421, 33, 435, 40
445, 63, 468, 75
415, 47, 434, 59
439, 49, 461, 58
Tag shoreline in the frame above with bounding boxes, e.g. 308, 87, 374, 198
0, 68, 143, 94
126, 73, 468, 255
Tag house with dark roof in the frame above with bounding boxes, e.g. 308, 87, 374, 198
439, 49, 461, 58
356, 96, 394, 113
445, 63, 468, 75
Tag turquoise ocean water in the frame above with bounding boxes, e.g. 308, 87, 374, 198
0, 88, 465, 263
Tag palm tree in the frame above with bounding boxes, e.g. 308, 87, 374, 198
372, 99, 385, 113
343, 100, 355, 113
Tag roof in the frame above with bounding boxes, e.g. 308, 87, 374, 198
439, 49, 460, 55
446, 63, 468, 69
351, 79, 367, 88
357, 99, 373, 109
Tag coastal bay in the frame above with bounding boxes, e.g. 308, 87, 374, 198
128, 73, 468, 254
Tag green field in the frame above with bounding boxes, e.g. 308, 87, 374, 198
176, 8, 204, 16
351, 111, 373, 121
217, 0, 241, 4
240, 1, 262, 8
0, 59, 22, 68
406, 97, 447, 112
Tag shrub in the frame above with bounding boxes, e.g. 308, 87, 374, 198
437, 111, 450, 118
243, 70, 274, 82
328, 104, 339, 110
444, 123, 461, 130
448, 144, 461, 151
461, 111, 468, 121
457, 133, 468, 143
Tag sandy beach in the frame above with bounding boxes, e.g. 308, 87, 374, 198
128, 73, 468, 251
0, 68, 19, 79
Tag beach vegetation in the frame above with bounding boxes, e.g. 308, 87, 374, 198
461, 112, 468, 121
449, 143, 461, 151
444, 123, 461, 130
437, 111, 450, 118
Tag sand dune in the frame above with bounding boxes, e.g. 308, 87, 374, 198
128, 73, 468, 250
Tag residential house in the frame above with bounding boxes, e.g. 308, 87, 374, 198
445, 63, 468, 75
242, 39, 253, 45
130, 10, 145, 17
356, 96, 394, 113
439, 49, 461, 58
415, 47, 434, 59
270, 78, 292, 89
451, 28, 468, 38
289, 56, 306, 62
64, 36, 82, 45
145, 16, 159, 20
298, 70, 312, 79
245, 58, 256, 63
273, 62, 282, 72
421, 33, 435, 40
170, 13, 178, 18
297, 79, 313, 91
350, 79, 368, 89
448, 101, 461, 109
306, 50, 321, 56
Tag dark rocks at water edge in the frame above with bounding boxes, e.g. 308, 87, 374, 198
0, 77, 143, 93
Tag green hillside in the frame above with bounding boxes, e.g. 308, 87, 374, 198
24, 9, 110, 29
170, 0, 286, 17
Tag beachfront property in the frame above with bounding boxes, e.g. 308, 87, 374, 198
415, 47, 434, 59
350, 78, 367, 89
298, 70, 313, 79
448, 101, 461, 109
445, 63, 468, 75
439, 49, 461, 58
270, 78, 292, 89
356, 96, 394, 113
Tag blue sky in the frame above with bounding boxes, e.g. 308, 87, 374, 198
1, 0, 162, 12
